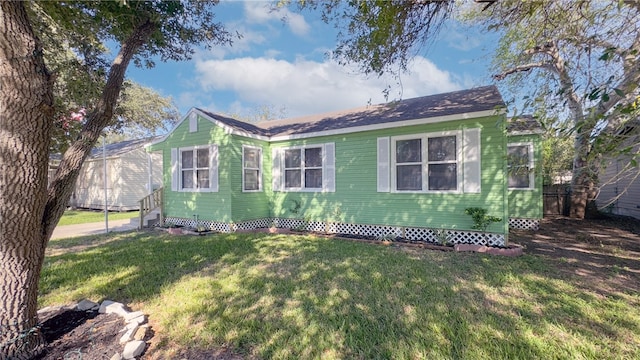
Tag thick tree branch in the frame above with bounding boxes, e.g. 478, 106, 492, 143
596, 26, 640, 132
42, 18, 157, 242
495, 41, 584, 119
493, 61, 549, 80
492, 40, 595, 217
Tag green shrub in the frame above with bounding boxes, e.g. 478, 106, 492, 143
464, 207, 502, 232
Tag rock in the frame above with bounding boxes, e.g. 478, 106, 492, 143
454, 243, 524, 257
110, 353, 122, 360
100, 301, 128, 316
122, 340, 146, 359
485, 245, 524, 257
77, 299, 99, 311
123, 310, 145, 322
119, 325, 138, 344
454, 244, 483, 252
127, 314, 146, 325
99, 300, 114, 313
133, 326, 147, 341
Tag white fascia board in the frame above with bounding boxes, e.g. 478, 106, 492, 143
507, 129, 545, 136
148, 108, 271, 145
217, 123, 270, 141
269, 108, 504, 142
195, 108, 270, 141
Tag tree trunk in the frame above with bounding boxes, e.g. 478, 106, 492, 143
1, 4, 156, 358
0, 2, 53, 358
569, 124, 598, 219
569, 173, 592, 219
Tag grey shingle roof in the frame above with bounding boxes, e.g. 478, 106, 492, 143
507, 115, 543, 134
88, 136, 160, 159
195, 111, 271, 137
197, 85, 505, 137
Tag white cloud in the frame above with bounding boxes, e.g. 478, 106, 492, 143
198, 25, 267, 60
243, 2, 310, 36
285, 13, 310, 36
193, 56, 462, 118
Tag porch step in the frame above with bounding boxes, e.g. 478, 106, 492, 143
131, 209, 161, 228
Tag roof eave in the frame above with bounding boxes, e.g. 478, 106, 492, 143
269, 108, 506, 141
507, 129, 544, 136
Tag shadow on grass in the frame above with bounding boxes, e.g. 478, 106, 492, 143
510, 216, 640, 296
41, 231, 640, 359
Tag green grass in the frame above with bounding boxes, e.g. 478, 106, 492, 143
40, 232, 640, 360
57, 210, 138, 226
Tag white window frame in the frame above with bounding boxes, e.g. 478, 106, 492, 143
390, 130, 462, 193
507, 142, 535, 190
283, 145, 324, 192
178, 145, 215, 192
242, 145, 262, 192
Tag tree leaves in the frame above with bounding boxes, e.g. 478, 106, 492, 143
303, 0, 455, 76
26, 1, 228, 153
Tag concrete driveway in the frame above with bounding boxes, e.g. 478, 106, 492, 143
51, 218, 139, 240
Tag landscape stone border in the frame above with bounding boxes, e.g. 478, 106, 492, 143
237, 227, 524, 256
76, 299, 150, 360
453, 243, 524, 257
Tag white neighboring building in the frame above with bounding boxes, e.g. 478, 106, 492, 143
69, 137, 163, 211
597, 125, 640, 219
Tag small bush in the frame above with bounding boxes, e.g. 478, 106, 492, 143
464, 207, 502, 232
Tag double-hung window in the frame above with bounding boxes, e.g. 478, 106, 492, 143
392, 131, 461, 192
273, 143, 335, 192
507, 142, 534, 189
284, 146, 323, 189
171, 145, 218, 192
181, 147, 210, 189
243, 146, 262, 191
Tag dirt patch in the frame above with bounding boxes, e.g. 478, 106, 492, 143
510, 215, 640, 295
34, 215, 640, 359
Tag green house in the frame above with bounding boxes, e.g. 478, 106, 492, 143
147, 86, 542, 246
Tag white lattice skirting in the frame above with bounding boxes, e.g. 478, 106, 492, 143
509, 218, 540, 230
164, 217, 507, 246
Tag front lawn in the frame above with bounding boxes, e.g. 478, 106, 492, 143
57, 209, 138, 226
40, 231, 640, 359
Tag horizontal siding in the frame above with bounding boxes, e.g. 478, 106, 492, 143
269, 116, 509, 234
151, 113, 545, 233
72, 158, 117, 209
229, 136, 271, 222
73, 148, 161, 211
507, 133, 543, 219
150, 152, 163, 190
598, 147, 640, 219
153, 115, 232, 222
598, 159, 619, 208
116, 149, 158, 209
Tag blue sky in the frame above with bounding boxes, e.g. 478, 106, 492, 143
126, 0, 501, 120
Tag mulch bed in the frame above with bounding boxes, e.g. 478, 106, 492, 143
34, 307, 125, 360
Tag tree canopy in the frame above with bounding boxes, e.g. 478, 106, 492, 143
52, 81, 180, 153
474, 0, 640, 217
293, 0, 455, 76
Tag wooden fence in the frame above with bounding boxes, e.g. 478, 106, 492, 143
543, 185, 570, 216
